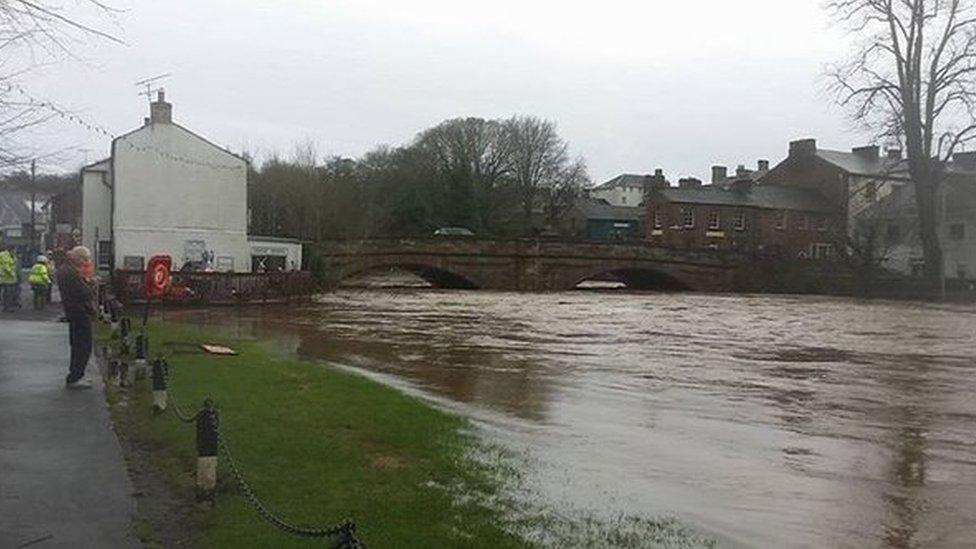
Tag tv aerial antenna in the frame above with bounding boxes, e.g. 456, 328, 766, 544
135, 73, 172, 103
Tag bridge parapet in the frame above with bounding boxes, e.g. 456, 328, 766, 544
312, 238, 745, 292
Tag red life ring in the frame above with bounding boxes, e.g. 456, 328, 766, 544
144, 255, 173, 298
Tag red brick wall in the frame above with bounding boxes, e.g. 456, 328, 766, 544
646, 201, 843, 259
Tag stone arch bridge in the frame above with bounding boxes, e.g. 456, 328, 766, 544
313, 238, 745, 292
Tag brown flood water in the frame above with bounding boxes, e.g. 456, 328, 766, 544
164, 290, 976, 548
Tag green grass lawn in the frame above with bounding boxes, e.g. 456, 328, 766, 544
102, 321, 524, 548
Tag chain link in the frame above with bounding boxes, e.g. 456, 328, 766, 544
213, 411, 364, 547
158, 358, 200, 424
150, 343, 364, 548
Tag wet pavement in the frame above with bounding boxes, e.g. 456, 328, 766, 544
0, 313, 137, 547
164, 290, 976, 548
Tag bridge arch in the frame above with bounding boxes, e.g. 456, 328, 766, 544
570, 266, 694, 291
336, 261, 481, 290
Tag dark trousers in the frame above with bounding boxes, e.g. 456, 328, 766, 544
1, 283, 19, 311
67, 314, 92, 383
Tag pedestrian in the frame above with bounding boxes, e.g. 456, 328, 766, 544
0, 244, 17, 312
28, 254, 52, 310
43, 251, 54, 303
57, 246, 96, 389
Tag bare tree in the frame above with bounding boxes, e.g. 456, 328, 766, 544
503, 115, 580, 233
0, 0, 121, 167
828, 0, 976, 296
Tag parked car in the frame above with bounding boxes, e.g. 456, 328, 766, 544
433, 227, 475, 237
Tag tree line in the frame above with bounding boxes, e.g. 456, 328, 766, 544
246, 116, 589, 240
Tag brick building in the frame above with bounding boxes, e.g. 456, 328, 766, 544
645, 179, 843, 259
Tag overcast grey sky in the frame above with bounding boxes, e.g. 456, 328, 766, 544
25, 0, 867, 183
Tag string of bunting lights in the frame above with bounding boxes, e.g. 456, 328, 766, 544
2, 82, 245, 172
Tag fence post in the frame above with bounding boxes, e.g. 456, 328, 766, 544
151, 358, 167, 413
196, 399, 219, 505
134, 331, 149, 380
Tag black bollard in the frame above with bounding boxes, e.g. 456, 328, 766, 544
134, 332, 149, 380
151, 358, 167, 413
195, 400, 219, 504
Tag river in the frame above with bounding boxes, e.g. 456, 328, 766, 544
164, 289, 976, 548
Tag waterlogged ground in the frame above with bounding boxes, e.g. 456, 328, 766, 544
164, 290, 976, 548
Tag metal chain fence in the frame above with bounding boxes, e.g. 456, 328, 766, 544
114, 331, 365, 548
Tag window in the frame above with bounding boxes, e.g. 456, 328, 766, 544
733, 212, 746, 231
97, 240, 113, 270
681, 208, 695, 228
122, 255, 144, 271
811, 243, 834, 260
949, 223, 966, 240
957, 263, 969, 280
708, 211, 721, 231
653, 209, 662, 229
774, 211, 786, 230
621, 195, 627, 205
816, 216, 827, 231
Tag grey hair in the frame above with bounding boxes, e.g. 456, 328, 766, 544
67, 246, 92, 261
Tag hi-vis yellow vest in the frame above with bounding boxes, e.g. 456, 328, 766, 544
28, 263, 50, 285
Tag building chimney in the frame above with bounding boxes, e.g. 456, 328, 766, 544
654, 168, 664, 177
758, 159, 770, 172
678, 177, 702, 189
149, 89, 172, 124
789, 138, 817, 158
643, 174, 668, 190
711, 165, 728, 185
852, 145, 880, 160
735, 164, 750, 178
953, 151, 976, 170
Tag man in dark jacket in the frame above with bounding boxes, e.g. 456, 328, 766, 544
57, 246, 96, 389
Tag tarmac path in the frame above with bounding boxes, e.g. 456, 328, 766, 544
0, 283, 138, 548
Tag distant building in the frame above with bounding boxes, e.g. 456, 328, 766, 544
81, 91, 300, 273
760, 139, 910, 228
590, 170, 668, 207
645, 178, 842, 259
570, 197, 643, 241
862, 153, 976, 280
0, 190, 48, 260
761, 138, 976, 280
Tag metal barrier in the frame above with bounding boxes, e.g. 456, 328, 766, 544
112, 270, 317, 306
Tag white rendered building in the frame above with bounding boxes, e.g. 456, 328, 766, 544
81, 91, 300, 273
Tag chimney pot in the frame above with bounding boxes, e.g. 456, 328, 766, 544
758, 159, 770, 171
678, 177, 702, 189
852, 145, 880, 160
789, 138, 817, 158
149, 89, 172, 124
711, 165, 728, 185
654, 168, 663, 177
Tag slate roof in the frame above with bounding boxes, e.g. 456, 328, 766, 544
649, 184, 837, 214
595, 174, 653, 190
578, 198, 644, 221
814, 149, 910, 178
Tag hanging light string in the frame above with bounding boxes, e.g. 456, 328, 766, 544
2, 82, 245, 172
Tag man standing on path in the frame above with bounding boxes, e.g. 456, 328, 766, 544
57, 246, 96, 389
